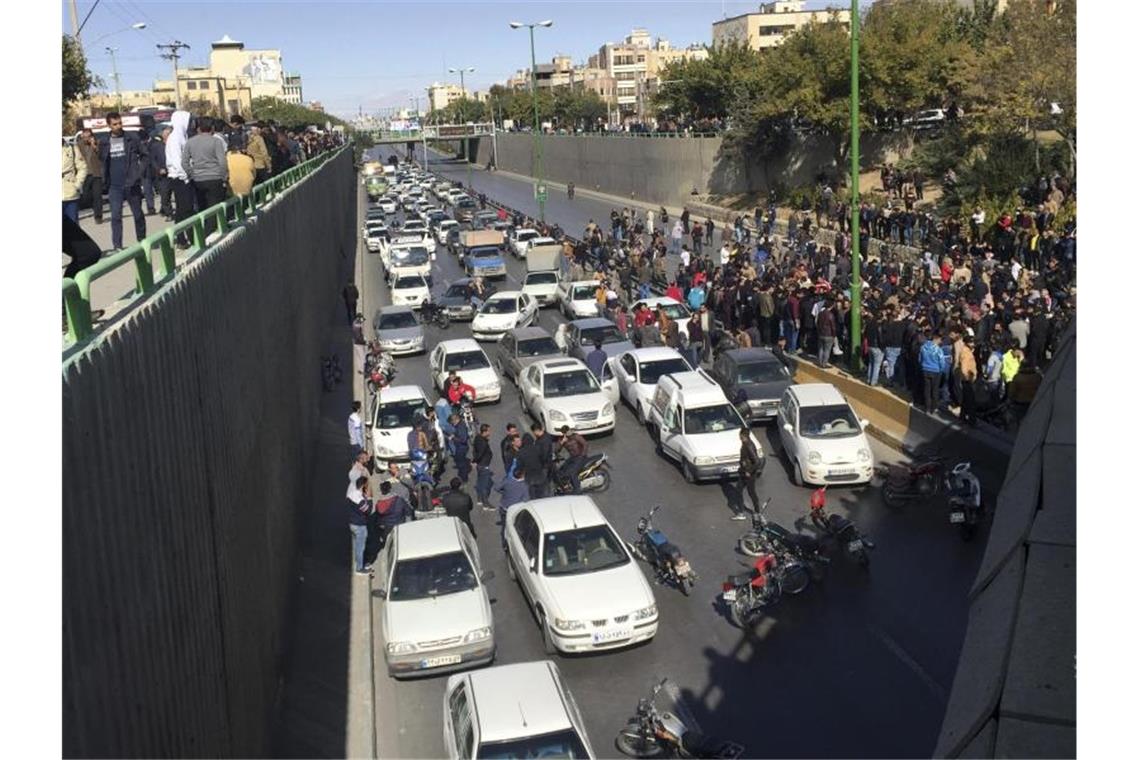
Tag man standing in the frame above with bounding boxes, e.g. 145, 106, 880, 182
142, 128, 164, 215
348, 401, 365, 450
496, 466, 529, 548
77, 129, 105, 224
342, 282, 359, 325
374, 480, 415, 548
449, 413, 471, 483
473, 424, 494, 510
737, 428, 763, 520
99, 112, 148, 251
816, 299, 837, 368
516, 435, 549, 500
346, 476, 373, 576
182, 118, 229, 237
555, 425, 588, 494
585, 340, 607, 380
919, 331, 945, 414
957, 334, 979, 424
246, 121, 272, 184
62, 139, 86, 224
165, 111, 194, 246
442, 478, 477, 538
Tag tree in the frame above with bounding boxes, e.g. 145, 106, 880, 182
251, 96, 346, 128
552, 88, 608, 130
654, 42, 762, 120
62, 35, 99, 107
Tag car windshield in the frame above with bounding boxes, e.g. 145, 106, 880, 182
378, 312, 418, 330
394, 276, 425, 289
471, 247, 500, 259
683, 404, 743, 434
578, 325, 625, 345
517, 231, 538, 242
652, 303, 690, 320
402, 221, 426, 231
571, 285, 597, 300
388, 550, 477, 601
479, 729, 591, 760
376, 399, 427, 429
457, 199, 476, 209
393, 247, 429, 265
639, 358, 692, 385
798, 404, 862, 439
543, 369, 600, 398
517, 337, 559, 357
444, 350, 490, 371
737, 361, 789, 384
543, 524, 629, 576
526, 272, 558, 285
481, 298, 518, 315
445, 283, 471, 298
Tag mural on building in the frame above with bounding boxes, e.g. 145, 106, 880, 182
244, 53, 282, 84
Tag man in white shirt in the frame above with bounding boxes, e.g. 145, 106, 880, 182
347, 448, 371, 499
680, 245, 691, 269
348, 400, 364, 449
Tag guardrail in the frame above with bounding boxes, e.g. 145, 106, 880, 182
504, 130, 722, 139
63, 145, 348, 346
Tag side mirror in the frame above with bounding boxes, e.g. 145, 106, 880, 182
783, 422, 794, 434
375, 588, 387, 600
480, 570, 496, 583
528, 556, 538, 574
860, 419, 870, 429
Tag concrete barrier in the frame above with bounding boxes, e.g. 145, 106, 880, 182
61, 150, 355, 757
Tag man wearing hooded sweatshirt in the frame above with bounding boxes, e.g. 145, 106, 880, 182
182, 119, 229, 237
165, 111, 195, 246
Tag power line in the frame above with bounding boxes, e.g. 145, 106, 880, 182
156, 40, 190, 109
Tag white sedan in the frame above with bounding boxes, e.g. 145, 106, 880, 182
632, 296, 693, 341
429, 339, 502, 403
610, 347, 694, 424
390, 273, 431, 309
377, 197, 397, 214
504, 495, 658, 654
509, 228, 541, 258
378, 517, 495, 678
435, 219, 459, 246
518, 358, 616, 435
471, 291, 539, 342
557, 280, 602, 320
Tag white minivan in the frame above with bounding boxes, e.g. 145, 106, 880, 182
775, 383, 874, 486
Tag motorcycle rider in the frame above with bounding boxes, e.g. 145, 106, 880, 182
737, 428, 763, 520
446, 374, 477, 408
555, 425, 588, 494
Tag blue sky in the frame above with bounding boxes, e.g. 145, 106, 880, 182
65, 0, 849, 118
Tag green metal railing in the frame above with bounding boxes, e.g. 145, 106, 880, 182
63, 145, 348, 346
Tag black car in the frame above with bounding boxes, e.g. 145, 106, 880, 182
435, 277, 477, 321
708, 348, 792, 423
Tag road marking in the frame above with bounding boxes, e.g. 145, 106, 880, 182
867, 623, 948, 703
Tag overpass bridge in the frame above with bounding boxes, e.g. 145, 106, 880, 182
363, 121, 495, 145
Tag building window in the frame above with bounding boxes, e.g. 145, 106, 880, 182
228, 100, 239, 114
186, 81, 197, 90
200, 80, 210, 88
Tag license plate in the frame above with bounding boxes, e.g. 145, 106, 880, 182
420, 654, 462, 669
949, 512, 966, 524
722, 589, 737, 601
847, 539, 864, 553
592, 628, 632, 644
831, 467, 856, 475
720, 465, 739, 474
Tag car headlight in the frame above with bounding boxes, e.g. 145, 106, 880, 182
633, 603, 658, 621
858, 448, 871, 462
693, 455, 715, 465
463, 626, 492, 643
547, 409, 567, 422
386, 641, 415, 655
553, 618, 585, 632
602, 402, 615, 416
807, 451, 822, 465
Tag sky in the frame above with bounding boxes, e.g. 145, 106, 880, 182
63, 0, 849, 118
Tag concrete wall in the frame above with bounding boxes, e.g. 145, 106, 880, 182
61, 150, 355, 757
476, 131, 912, 207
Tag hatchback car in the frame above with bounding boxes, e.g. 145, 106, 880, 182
429, 339, 502, 403
557, 280, 602, 320
496, 326, 562, 383
369, 384, 432, 465
708, 348, 793, 423
390, 273, 431, 309
378, 517, 495, 678
442, 661, 594, 759
373, 305, 425, 355
504, 496, 657, 654
471, 291, 539, 342
776, 383, 874, 486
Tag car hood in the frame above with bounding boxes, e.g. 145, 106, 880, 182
377, 326, 423, 342
798, 432, 870, 464
544, 391, 609, 415
437, 294, 471, 307
372, 425, 412, 454
683, 427, 744, 457
472, 312, 519, 329
452, 367, 499, 387
383, 588, 491, 644
542, 561, 653, 620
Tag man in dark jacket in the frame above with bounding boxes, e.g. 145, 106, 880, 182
496, 466, 530, 548
516, 436, 550, 499
98, 112, 148, 250
374, 480, 415, 540
441, 478, 477, 538
816, 299, 837, 368
147, 127, 172, 218
737, 428, 764, 519
142, 128, 163, 215
472, 424, 494, 510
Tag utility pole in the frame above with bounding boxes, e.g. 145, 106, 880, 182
106, 47, 122, 109
69, 0, 80, 38
510, 20, 553, 223
156, 41, 191, 109
848, 0, 863, 374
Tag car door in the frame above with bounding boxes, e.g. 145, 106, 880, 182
520, 365, 543, 416
520, 295, 536, 325
430, 346, 446, 390
777, 392, 796, 454
443, 679, 475, 760
616, 353, 638, 405
661, 401, 684, 461
511, 510, 541, 604
599, 359, 620, 404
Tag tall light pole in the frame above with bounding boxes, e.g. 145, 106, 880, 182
88, 21, 146, 45
509, 19, 553, 223
848, 0, 863, 374
105, 47, 122, 109
448, 65, 476, 176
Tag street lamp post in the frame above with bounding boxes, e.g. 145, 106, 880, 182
848, 0, 863, 374
106, 47, 122, 109
509, 19, 553, 224
449, 65, 476, 183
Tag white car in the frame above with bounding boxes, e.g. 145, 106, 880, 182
435, 219, 459, 245
522, 270, 560, 307
519, 358, 616, 435
775, 383, 874, 486
632, 296, 693, 341
557, 280, 602, 319
443, 661, 595, 760
429, 339, 502, 403
364, 222, 389, 253
377, 197, 397, 214
471, 292, 539, 342
378, 517, 495, 678
391, 272, 431, 308
369, 384, 433, 464
509, 228, 541, 258
610, 347, 693, 423
387, 244, 433, 282
504, 496, 657, 654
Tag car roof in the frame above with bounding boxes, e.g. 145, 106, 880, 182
507, 326, 553, 340
724, 348, 781, 364
636, 296, 684, 307
788, 382, 848, 406
392, 516, 463, 560
393, 273, 427, 284
466, 661, 574, 742
439, 338, 484, 353
527, 495, 608, 534
533, 357, 588, 374
486, 290, 523, 300
625, 347, 686, 363
569, 317, 614, 329
377, 304, 415, 316
660, 370, 728, 405
566, 280, 599, 287
376, 384, 428, 403
515, 228, 538, 234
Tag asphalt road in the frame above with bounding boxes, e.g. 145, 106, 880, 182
361, 148, 991, 758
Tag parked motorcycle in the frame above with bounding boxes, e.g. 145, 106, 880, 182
552, 451, 612, 494
807, 487, 874, 568
627, 506, 697, 596
365, 349, 397, 395
875, 456, 950, 507
945, 462, 984, 541
721, 553, 804, 626
408, 449, 446, 517
420, 300, 451, 329
737, 498, 829, 587
615, 678, 744, 759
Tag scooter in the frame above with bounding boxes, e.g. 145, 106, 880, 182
552, 452, 612, 494
946, 462, 984, 541
408, 450, 446, 517
615, 678, 744, 759
807, 487, 874, 568
627, 506, 697, 596
737, 498, 829, 588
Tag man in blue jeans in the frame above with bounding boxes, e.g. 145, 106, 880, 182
346, 475, 373, 575
98, 112, 148, 251
472, 424, 495, 509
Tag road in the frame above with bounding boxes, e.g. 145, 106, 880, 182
361, 147, 990, 758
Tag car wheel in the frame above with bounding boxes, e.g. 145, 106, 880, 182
636, 402, 646, 425
682, 460, 697, 484
794, 461, 805, 487
538, 611, 558, 655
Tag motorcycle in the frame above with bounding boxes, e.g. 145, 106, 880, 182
408, 450, 446, 517
736, 498, 828, 589
365, 349, 397, 395
627, 506, 697, 596
946, 462, 984, 541
721, 553, 801, 627
420, 300, 451, 329
552, 451, 612, 494
615, 678, 743, 759
807, 487, 875, 568
874, 456, 949, 507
